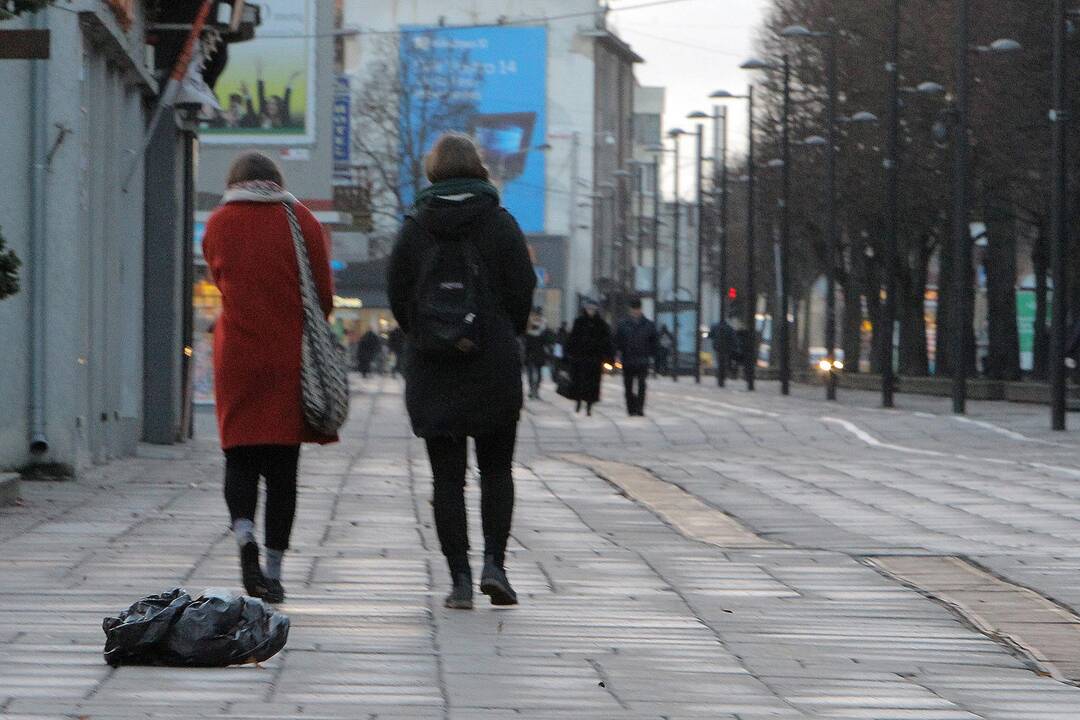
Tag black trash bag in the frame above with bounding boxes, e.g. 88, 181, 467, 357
102, 587, 289, 667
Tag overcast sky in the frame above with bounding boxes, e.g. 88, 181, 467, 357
607, 0, 769, 191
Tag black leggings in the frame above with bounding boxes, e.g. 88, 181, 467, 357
223, 444, 300, 552
425, 426, 517, 574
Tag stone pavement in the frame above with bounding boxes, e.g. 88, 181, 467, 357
3, 374, 1080, 718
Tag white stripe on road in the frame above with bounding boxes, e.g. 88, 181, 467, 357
952, 415, 1068, 446
822, 416, 1080, 479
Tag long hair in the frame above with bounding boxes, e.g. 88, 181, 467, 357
424, 133, 489, 182
226, 151, 284, 187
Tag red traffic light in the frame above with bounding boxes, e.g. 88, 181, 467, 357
727, 287, 737, 300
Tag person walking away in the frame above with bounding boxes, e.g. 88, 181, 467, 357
523, 308, 554, 399
202, 151, 338, 605
356, 328, 381, 378
388, 133, 535, 609
615, 298, 658, 416
387, 325, 406, 376
567, 299, 613, 416
709, 317, 738, 385
656, 324, 674, 377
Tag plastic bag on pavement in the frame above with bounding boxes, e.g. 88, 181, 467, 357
102, 587, 289, 667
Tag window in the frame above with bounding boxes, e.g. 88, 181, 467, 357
634, 113, 661, 146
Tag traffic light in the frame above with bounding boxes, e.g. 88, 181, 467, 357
727, 287, 737, 300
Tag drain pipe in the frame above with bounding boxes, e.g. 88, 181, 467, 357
27, 10, 49, 457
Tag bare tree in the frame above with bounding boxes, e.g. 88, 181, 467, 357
350, 32, 481, 254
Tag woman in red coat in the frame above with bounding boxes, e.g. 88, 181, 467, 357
202, 151, 337, 604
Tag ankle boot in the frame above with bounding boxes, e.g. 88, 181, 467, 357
480, 555, 518, 606
240, 541, 270, 600
444, 571, 473, 610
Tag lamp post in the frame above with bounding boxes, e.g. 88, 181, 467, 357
689, 106, 730, 386
670, 127, 687, 381
693, 123, 705, 383
946, 15, 1022, 415
742, 55, 791, 396
711, 87, 755, 391
1050, 0, 1070, 430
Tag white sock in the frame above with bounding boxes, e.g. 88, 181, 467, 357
264, 549, 284, 580
232, 518, 256, 547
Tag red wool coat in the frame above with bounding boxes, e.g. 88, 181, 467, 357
203, 200, 338, 449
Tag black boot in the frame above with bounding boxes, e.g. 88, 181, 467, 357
480, 555, 518, 606
240, 541, 270, 600
444, 571, 474, 610
263, 578, 285, 604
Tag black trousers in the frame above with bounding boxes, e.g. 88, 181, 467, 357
623, 365, 649, 415
223, 444, 300, 552
425, 425, 517, 575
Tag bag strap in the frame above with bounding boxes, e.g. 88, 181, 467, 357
284, 201, 322, 321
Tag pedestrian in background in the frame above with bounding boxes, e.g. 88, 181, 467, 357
202, 151, 338, 605
709, 317, 739, 385
523, 307, 554, 400
388, 133, 535, 609
567, 299, 613, 416
356, 327, 381, 378
656, 324, 674, 377
615, 298, 658, 416
387, 325, 406, 376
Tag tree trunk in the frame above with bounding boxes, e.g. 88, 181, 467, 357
983, 192, 1021, 380
1033, 220, 1049, 380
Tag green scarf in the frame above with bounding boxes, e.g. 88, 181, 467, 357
414, 178, 500, 209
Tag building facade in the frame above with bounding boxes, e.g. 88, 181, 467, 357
0, 2, 155, 471
339, 0, 642, 325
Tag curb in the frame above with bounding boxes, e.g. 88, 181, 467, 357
0, 472, 19, 507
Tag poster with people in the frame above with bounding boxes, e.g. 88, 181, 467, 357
201, 0, 314, 143
398, 25, 548, 233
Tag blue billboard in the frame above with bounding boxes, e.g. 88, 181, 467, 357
399, 25, 547, 232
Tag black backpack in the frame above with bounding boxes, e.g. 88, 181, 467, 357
410, 219, 490, 359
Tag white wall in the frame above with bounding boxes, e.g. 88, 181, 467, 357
0, 5, 149, 470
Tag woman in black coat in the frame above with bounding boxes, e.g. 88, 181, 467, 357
566, 300, 613, 416
388, 133, 535, 610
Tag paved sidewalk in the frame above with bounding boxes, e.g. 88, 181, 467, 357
2, 375, 1080, 718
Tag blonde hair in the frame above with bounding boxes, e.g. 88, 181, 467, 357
424, 133, 489, 183
226, 151, 284, 187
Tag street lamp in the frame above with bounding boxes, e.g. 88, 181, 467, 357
743, 53, 792, 396
1050, 0, 1070, 430
688, 106, 732, 386
781, 18, 841, 401
669, 127, 687, 381
944, 9, 1022, 415
711, 87, 756, 391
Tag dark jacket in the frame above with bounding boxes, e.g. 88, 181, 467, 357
523, 323, 554, 366
388, 193, 535, 438
615, 315, 659, 369
567, 313, 613, 403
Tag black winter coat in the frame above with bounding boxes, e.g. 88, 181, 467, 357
566, 313, 613, 403
388, 194, 535, 438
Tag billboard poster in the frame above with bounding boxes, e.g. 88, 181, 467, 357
201, 0, 315, 144
399, 26, 547, 233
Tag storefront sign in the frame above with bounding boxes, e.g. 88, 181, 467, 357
0, 30, 50, 59
333, 76, 351, 164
